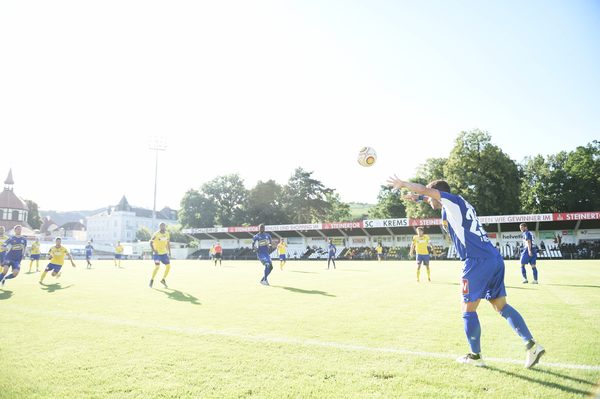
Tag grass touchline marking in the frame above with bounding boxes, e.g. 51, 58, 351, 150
2, 304, 598, 371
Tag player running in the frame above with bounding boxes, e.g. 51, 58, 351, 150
39, 237, 76, 284
277, 239, 288, 270
519, 223, 538, 284
410, 227, 435, 282
0, 226, 9, 266
85, 241, 94, 268
252, 224, 273, 286
0, 225, 27, 288
150, 222, 171, 288
29, 237, 42, 272
327, 239, 336, 270
387, 175, 545, 369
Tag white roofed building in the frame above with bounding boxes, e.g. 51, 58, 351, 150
86, 195, 179, 244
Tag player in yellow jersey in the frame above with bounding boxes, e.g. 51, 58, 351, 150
149, 222, 171, 288
209, 244, 216, 263
376, 243, 384, 262
410, 227, 435, 282
114, 241, 124, 267
0, 226, 9, 266
29, 237, 41, 272
39, 237, 76, 284
277, 240, 288, 270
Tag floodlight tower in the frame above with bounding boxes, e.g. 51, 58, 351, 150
149, 135, 167, 233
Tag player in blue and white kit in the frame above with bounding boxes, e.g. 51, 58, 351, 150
387, 176, 545, 369
327, 239, 336, 270
0, 225, 28, 288
519, 223, 538, 284
252, 224, 273, 286
85, 241, 94, 268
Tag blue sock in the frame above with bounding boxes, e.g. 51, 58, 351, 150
264, 267, 272, 280
500, 304, 533, 343
327, 260, 330, 268
463, 312, 481, 354
521, 266, 527, 279
532, 267, 538, 281
4, 273, 15, 280
0, 273, 5, 280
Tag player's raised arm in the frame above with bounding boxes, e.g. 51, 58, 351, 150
386, 175, 441, 201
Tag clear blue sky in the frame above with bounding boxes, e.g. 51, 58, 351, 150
1, 0, 598, 212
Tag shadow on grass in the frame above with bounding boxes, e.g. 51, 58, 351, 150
0, 290, 14, 300
287, 270, 318, 274
279, 286, 336, 297
161, 289, 201, 305
486, 365, 594, 397
546, 284, 600, 289
40, 284, 74, 293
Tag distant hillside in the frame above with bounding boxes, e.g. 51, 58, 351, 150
40, 209, 104, 227
348, 202, 375, 221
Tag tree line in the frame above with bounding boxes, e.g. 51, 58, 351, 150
178, 129, 599, 229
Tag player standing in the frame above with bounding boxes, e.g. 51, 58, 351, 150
85, 241, 94, 268
209, 244, 216, 264
114, 241, 123, 267
29, 237, 42, 272
327, 239, 336, 270
277, 239, 288, 270
387, 176, 545, 368
150, 222, 171, 288
39, 237, 76, 284
252, 224, 273, 286
376, 242, 383, 262
214, 242, 223, 266
0, 225, 27, 288
410, 227, 435, 282
519, 223, 538, 284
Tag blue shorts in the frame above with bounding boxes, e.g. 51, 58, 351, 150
279, 254, 286, 261
153, 254, 170, 265
258, 253, 272, 266
30, 254, 41, 261
2, 258, 22, 270
115, 254, 122, 259
377, 253, 382, 259
45, 263, 62, 273
328, 252, 335, 259
0, 252, 5, 263
416, 254, 430, 265
461, 254, 506, 303
520, 251, 537, 266
86, 252, 92, 260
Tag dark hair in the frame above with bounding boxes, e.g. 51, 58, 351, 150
520, 223, 528, 228
427, 180, 451, 193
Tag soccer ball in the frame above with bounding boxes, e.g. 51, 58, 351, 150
357, 147, 377, 167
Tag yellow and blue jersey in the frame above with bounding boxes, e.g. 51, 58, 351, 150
31, 242, 41, 255
115, 245, 123, 254
277, 242, 287, 254
85, 245, 94, 254
412, 235, 431, 255
48, 246, 70, 266
151, 231, 170, 255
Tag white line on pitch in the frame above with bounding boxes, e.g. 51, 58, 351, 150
2, 305, 598, 371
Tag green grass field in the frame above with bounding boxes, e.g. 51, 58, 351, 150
1, 258, 599, 398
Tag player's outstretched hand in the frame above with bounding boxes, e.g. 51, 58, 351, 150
386, 175, 405, 192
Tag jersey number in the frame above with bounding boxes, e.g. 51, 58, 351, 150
465, 208, 488, 238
